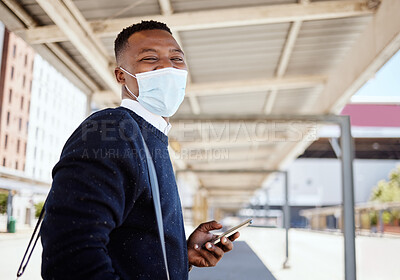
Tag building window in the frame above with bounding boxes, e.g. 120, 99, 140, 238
4, 135, 8, 149
17, 139, 20, 153
13, 44, 16, 57
11, 66, 14, 80
26, 121, 29, 134
15, 161, 18, 170
24, 142, 27, 156
6, 112, 10, 125
9, 89, 12, 103
23, 75, 26, 88
2, 158, 5, 167
21, 96, 24, 110
19, 118, 22, 131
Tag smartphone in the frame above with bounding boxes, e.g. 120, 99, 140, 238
212, 218, 252, 245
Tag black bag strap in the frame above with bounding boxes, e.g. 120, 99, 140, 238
141, 135, 170, 280
16, 202, 46, 279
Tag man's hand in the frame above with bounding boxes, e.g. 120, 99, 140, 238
187, 220, 240, 267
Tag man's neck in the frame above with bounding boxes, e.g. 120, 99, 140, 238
122, 94, 169, 122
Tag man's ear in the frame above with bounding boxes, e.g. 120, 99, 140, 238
114, 67, 125, 84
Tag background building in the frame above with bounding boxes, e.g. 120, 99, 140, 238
0, 28, 35, 171
25, 54, 87, 182
0, 27, 87, 231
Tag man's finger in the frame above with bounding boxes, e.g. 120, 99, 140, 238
218, 237, 233, 252
205, 242, 225, 259
195, 245, 220, 267
197, 220, 223, 232
228, 232, 240, 242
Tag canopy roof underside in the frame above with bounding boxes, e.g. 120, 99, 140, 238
1, 0, 399, 209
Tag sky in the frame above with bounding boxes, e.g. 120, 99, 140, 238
354, 49, 400, 97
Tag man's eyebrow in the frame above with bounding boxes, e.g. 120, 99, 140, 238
138, 48, 158, 54
171, 48, 184, 55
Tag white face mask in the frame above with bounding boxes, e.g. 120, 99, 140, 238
119, 67, 188, 117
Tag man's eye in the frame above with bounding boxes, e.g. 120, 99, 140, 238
172, 57, 184, 62
142, 57, 157, 61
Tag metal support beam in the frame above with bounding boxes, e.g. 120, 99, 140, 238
172, 113, 341, 123
263, 89, 278, 114
26, 1, 374, 42
329, 137, 342, 158
264, 18, 302, 114
173, 114, 356, 280
339, 116, 356, 280
276, 20, 302, 77
186, 75, 326, 97
283, 171, 290, 269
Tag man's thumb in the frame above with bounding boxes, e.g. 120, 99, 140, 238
197, 220, 222, 232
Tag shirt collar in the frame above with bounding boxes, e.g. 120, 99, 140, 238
120, 99, 172, 135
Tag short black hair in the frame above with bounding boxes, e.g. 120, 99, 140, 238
114, 20, 172, 62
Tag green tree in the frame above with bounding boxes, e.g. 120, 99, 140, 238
34, 201, 45, 218
0, 192, 7, 214
370, 165, 400, 202
370, 165, 400, 223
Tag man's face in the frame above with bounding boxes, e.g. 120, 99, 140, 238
115, 29, 187, 97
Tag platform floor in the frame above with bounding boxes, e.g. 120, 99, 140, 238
1, 227, 400, 280
189, 241, 277, 280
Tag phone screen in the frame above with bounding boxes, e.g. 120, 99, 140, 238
212, 218, 252, 245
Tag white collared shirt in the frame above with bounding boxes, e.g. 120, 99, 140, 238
120, 99, 172, 135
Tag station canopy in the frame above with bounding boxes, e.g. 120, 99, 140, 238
1, 0, 399, 210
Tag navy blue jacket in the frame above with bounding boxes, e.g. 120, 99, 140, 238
41, 107, 188, 279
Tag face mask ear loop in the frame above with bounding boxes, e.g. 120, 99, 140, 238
124, 84, 139, 100
119, 66, 139, 100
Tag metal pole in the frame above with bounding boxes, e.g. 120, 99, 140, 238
339, 116, 356, 280
283, 171, 290, 268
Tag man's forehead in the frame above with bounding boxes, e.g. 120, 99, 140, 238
127, 29, 180, 50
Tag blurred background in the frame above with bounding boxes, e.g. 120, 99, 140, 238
0, 0, 399, 279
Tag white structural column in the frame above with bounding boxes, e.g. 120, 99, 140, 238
320, 0, 400, 114
35, 0, 120, 97
26, 1, 374, 43
264, 19, 302, 114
